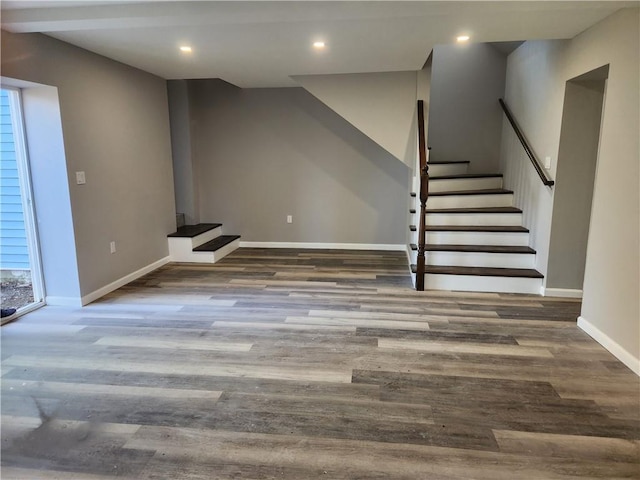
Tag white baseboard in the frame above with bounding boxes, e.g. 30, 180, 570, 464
577, 316, 640, 376
405, 244, 413, 266
46, 296, 83, 307
540, 287, 583, 298
80, 256, 171, 306
239, 242, 405, 251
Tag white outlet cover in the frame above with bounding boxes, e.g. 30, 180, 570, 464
76, 171, 86, 184
287, 215, 293, 224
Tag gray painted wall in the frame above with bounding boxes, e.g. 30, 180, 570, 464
547, 78, 605, 289
500, 8, 639, 368
167, 79, 199, 225
428, 43, 507, 173
293, 71, 418, 167
173, 80, 410, 245
1, 30, 176, 299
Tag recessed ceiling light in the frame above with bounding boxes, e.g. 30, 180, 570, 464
457, 35, 470, 43
179, 46, 192, 53
313, 41, 326, 49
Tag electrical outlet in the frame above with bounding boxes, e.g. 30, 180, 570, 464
287, 215, 293, 224
110, 241, 116, 254
76, 171, 86, 185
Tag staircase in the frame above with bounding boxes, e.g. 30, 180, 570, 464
409, 161, 543, 294
168, 223, 240, 263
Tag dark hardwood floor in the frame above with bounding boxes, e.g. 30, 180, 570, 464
1, 248, 638, 479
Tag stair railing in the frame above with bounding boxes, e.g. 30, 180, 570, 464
415, 100, 429, 291
499, 98, 554, 187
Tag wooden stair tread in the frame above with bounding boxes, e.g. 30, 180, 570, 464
168, 223, 222, 238
193, 235, 241, 252
430, 173, 503, 180
409, 225, 417, 232
411, 244, 536, 254
410, 192, 417, 197
430, 188, 513, 197
426, 207, 522, 214
428, 160, 470, 165
425, 225, 529, 233
409, 208, 416, 214
411, 264, 543, 278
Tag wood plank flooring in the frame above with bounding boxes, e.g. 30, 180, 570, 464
2, 248, 639, 479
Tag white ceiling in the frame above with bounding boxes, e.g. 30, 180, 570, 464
1, 1, 634, 87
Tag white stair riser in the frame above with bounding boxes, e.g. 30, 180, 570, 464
427, 193, 513, 209
429, 177, 502, 193
426, 213, 522, 226
409, 251, 535, 269
423, 274, 542, 294
168, 238, 204, 262
426, 251, 535, 269
426, 231, 530, 246
429, 163, 469, 176
168, 226, 223, 260
211, 238, 241, 262
173, 238, 240, 264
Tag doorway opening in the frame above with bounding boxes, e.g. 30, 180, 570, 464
0, 87, 45, 324
546, 65, 609, 295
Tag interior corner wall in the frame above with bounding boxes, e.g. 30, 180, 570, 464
428, 43, 506, 173
167, 79, 199, 225
1, 30, 176, 299
185, 81, 410, 245
500, 8, 639, 372
546, 80, 605, 290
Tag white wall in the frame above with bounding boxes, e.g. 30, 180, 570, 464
171, 80, 410, 246
500, 8, 639, 373
21, 85, 82, 301
428, 43, 507, 173
1, 30, 176, 300
293, 71, 417, 167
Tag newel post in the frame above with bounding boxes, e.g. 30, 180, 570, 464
415, 99, 429, 291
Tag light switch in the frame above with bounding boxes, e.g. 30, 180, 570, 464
76, 171, 86, 184
544, 157, 552, 169
287, 215, 293, 224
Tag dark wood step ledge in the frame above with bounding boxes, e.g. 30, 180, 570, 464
425, 225, 529, 233
410, 225, 417, 232
193, 235, 241, 252
430, 173, 503, 180
168, 223, 222, 238
429, 160, 470, 165
410, 208, 416, 214
430, 188, 513, 197
426, 207, 522, 214
411, 244, 536, 254
410, 192, 417, 197
411, 264, 543, 278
